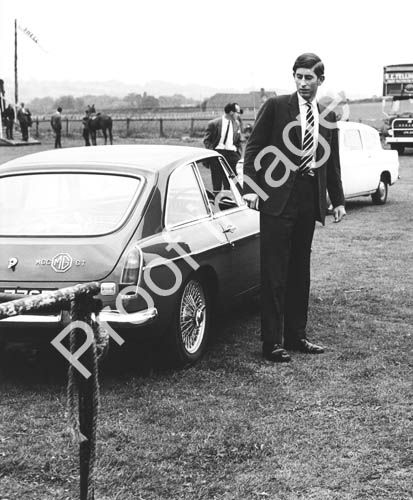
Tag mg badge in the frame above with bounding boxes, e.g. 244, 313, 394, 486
51, 253, 73, 273
8, 257, 18, 271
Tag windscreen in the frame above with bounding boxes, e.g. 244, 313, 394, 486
383, 98, 413, 116
0, 172, 141, 236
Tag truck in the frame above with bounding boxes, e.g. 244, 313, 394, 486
383, 64, 413, 154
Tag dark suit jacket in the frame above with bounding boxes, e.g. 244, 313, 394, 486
51, 111, 62, 131
203, 116, 242, 156
243, 93, 344, 224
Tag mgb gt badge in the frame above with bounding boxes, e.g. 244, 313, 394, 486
51, 253, 73, 273
8, 257, 18, 271
36, 254, 85, 271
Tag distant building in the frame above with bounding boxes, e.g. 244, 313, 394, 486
204, 88, 277, 112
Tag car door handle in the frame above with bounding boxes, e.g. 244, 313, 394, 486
223, 224, 237, 234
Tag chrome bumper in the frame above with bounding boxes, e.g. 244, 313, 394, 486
386, 137, 413, 143
0, 314, 62, 323
98, 308, 158, 326
0, 308, 158, 327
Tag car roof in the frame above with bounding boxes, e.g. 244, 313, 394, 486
0, 145, 220, 173
337, 121, 378, 133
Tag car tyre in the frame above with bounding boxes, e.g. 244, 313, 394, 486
391, 144, 405, 155
165, 274, 210, 367
371, 180, 388, 205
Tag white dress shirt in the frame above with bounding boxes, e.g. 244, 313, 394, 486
298, 94, 319, 151
217, 116, 237, 151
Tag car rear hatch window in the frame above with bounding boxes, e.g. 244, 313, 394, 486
0, 172, 142, 236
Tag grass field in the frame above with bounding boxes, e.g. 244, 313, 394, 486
346, 101, 385, 129
0, 139, 412, 500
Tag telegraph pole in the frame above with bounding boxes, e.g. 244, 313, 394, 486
14, 19, 18, 106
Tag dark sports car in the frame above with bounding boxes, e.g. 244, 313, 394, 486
0, 145, 260, 365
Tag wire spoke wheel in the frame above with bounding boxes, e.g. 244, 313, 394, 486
163, 275, 211, 367
179, 279, 207, 355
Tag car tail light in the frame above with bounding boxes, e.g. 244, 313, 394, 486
121, 247, 142, 285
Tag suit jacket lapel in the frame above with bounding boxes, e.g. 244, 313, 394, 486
215, 118, 222, 146
233, 119, 240, 142
288, 92, 302, 148
316, 102, 328, 161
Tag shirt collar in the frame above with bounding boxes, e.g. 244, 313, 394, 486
298, 93, 317, 109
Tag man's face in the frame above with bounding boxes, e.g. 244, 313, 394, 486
231, 105, 241, 119
294, 68, 324, 102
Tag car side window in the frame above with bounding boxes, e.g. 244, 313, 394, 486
343, 129, 363, 151
361, 129, 381, 150
195, 157, 243, 214
165, 163, 209, 227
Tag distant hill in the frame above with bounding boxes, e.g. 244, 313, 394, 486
1, 77, 378, 105
2, 78, 242, 101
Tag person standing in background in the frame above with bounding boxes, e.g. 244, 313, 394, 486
17, 103, 32, 141
51, 106, 63, 148
82, 109, 91, 146
3, 104, 15, 140
203, 102, 243, 176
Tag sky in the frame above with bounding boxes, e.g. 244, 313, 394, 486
1, 0, 413, 101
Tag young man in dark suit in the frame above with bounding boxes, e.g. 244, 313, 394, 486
243, 53, 346, 362
203, 102, 243, 176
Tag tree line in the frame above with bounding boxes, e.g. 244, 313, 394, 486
27, 92, 201, 114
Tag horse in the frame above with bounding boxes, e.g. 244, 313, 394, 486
87, 104, 113, 145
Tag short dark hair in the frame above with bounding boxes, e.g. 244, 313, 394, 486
57, 107, 62, 112
224, 102, 243, 114
293, 53, 324, 77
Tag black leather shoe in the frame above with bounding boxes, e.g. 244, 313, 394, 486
263, 344, 291, 362
285, 339, 325, 354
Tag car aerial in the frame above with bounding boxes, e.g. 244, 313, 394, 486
237, 121, 399, 206
0, 145, 260, 366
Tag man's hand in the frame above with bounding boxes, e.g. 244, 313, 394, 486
243, 193, 259, 210
333, 205, 346, 223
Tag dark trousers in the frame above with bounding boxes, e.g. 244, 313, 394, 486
215, 149, 241, 176
260, 175, 316, 346
5, 119, 14, 140
54, 129, 62, 148
83, 129, 90, 146
20, 122, 29, 141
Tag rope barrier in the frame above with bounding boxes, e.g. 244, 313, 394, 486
0, 283, 108, 500
68, 296, 109, 500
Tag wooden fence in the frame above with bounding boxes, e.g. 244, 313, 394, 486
28, 115, 256, 140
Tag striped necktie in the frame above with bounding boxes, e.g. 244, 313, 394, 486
299, 102, 315, 174
223, 120, 231, 146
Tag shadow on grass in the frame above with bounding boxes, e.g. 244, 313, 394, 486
0, 295, 261, 386
338, 198, 394, 213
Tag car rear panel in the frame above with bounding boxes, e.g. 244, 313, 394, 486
0, 237, 129, 283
